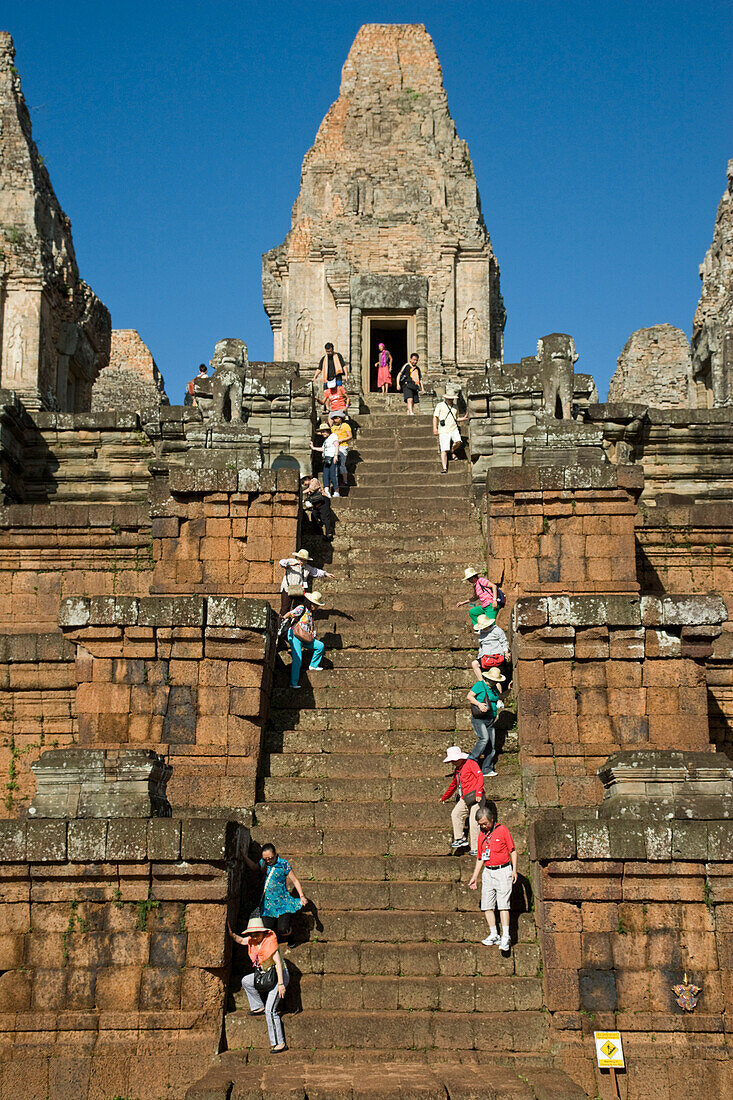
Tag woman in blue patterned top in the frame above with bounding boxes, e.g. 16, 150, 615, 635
244, 842, 308, 939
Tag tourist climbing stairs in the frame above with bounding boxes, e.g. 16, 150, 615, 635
188, 407, 588, 1098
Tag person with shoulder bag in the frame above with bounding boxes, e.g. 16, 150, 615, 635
277, 548, 334, 619
280, 590, 326, 689
466, 667, 505, 778
228, 916, 290, 1053
440, 745, 485, 855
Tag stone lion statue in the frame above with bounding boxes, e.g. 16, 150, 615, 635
536, 333, 578, 420
210, 339, 248, 421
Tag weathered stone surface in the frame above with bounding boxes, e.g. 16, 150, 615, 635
609, 324, 692, 407
92, 329, 168, 412
692, 159, 733, 407
0, 33, 110, 410
263, 23, 504, 389
28, 749, 172, 819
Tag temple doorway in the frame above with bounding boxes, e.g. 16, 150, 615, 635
363, 313, 415, 392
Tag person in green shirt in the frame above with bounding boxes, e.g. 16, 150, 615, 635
466, 667, 505, 779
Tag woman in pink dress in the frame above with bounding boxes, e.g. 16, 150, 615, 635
376, 343, 393, 393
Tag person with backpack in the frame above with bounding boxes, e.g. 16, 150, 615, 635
278, 549, 334, 619
457, 568, 503, 627
397, 353, 425, 415
468, 801, 517, 951
466, 667, 505, 778
440, 745, 485, 855
281, 590, 326, 689
432, 390, 468, 472
184, 363, 208, 406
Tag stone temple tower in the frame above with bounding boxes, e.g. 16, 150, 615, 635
262, 23, 505, 392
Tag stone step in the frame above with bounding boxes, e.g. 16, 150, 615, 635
262, 726, 520, 756
263, 750, 521, 780
292, 647, 478, 670
225, 1007, 550, 1054
232, 973, 544, 1013
259, 853, 525, 887
249, 825, 526, 859
272, 667, 487, 693
269, 684, 494, 711
187, 1055, 589, 1100
253, 798, 527, 833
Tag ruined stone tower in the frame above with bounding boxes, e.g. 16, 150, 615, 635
0, 32, 110, 410
262, 23, 505, 391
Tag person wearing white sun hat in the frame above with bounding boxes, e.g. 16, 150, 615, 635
227, 915, 290, 1052
440, 746, 485, 854
278, 548, 334, 618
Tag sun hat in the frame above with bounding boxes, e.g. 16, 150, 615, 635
294, 549, 310, 562
473, 614, 494, 632
318, 422, 331, 432
305, 590, 325, 607
443, 391, 456, 401
331, 411, 345, 420
443, 745, 469, 764
242, 917, 269, 937
463, 567, 480, 581
482, 667, 506, 683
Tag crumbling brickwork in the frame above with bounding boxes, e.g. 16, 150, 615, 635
693, 160, 733, 407
92, 329, 169, 412
609, 324, 692, 407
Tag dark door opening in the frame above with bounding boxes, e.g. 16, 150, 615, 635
369, 321, 408, 392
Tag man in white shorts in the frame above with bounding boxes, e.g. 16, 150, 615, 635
468, 801, 517, 951
432, 390, 468, 473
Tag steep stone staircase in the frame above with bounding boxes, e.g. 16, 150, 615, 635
189, 407, 587, 1098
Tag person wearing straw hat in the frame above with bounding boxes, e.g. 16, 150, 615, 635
432, 389, 468, 472
311, 422, 341, 497
440, 746, 485, 854
467, 667, 505, 780
278, 548, 334, 619
280, 590, 327, 689
471, 615, 511, 684
228, 916, 290, 1052
457, 567, 501, 627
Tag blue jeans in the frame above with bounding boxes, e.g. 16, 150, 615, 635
468, 715, 496, 774
288, 629, 325, 687
323, 460, 339, 495
242, 967, 289, 1046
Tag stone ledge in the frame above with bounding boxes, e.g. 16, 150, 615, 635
530, 814, 733, 863
514, 594, 727, 630
58, 595, 273, 630
0, 818, 248, 865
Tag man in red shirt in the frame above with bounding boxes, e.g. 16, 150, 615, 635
468, 801, 517, 950
441, 746, 485, 855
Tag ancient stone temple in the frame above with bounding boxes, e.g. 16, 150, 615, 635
0, 33, 110, 411
0, 22, 732, 1100
692, 160, 733, 406
262, 23, 505, 391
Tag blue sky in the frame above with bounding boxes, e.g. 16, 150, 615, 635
4, 1, 731, 400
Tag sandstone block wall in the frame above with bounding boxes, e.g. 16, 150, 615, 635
529, 818, 733, 1098
59, 595, 276, 812
693, 160, 733, 407
513, 595, 724, 808
0, 816, 247, 1099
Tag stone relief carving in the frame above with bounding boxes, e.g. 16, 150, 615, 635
462, 308, 480, 359
6, 322, 24, 381
295, 309, 313, 356
210, 338, 248, 421
536, 332, 578, 420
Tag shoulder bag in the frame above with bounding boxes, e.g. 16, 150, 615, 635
293, 610, 315, 644
253, 965, 278, 995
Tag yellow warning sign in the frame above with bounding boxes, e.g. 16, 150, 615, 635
594, 1030, 625, 1069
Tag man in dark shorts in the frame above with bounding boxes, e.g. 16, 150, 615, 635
398, 353, 425, 415
313, 342, 347, 398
